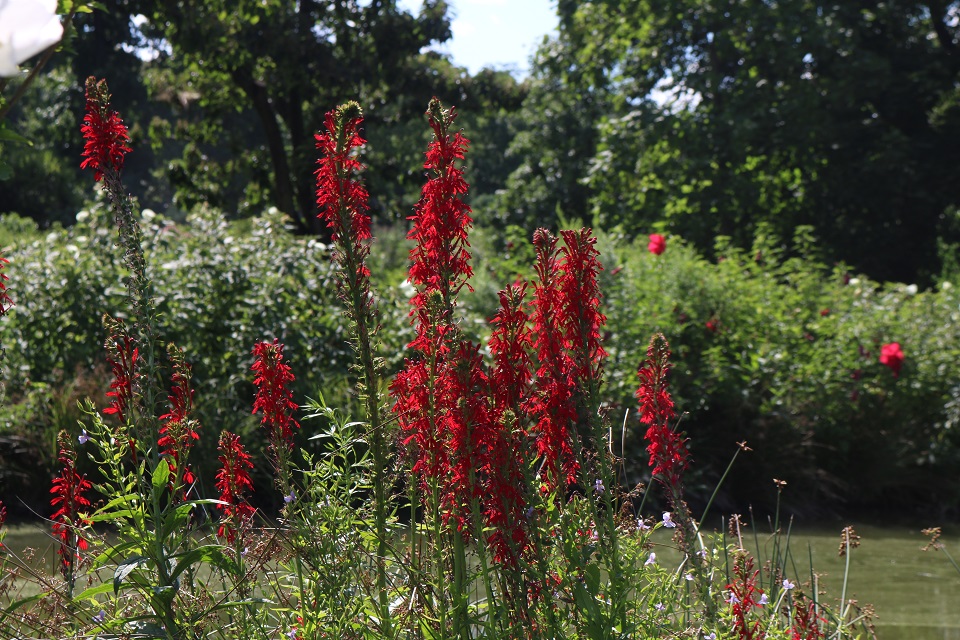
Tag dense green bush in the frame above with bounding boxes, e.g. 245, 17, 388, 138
3, 211, 959, 518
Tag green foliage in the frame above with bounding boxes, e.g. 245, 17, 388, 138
502, 0, 960, 284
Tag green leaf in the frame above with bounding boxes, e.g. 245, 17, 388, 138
0, 127, 32, 146
152, 458, 170, 492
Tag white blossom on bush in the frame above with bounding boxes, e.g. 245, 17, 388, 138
0, 0, 63, 77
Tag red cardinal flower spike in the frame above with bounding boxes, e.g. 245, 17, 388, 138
215, 431, 256, 544
50, 431, 92, 580
637, 333, 688, 490
80, 77, 131, 182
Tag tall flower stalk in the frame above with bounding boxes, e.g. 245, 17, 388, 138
314, 102, 393, 634
637, 333, 715, 616
50, 431, 92, 596
215, 431, 256, 546
252, 339, 299, 496
0, 250, 11, 406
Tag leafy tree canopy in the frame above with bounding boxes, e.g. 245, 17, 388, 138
502, 0, 960, 283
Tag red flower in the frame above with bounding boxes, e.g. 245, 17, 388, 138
0, 252, 12, 317
557, 228, 607, 389
879, 342, 904, 377
726, 554, 766, 640
103, 317, 138, 425
0, 500, 7, 548
315, 102, 373, 285
215, 431, 256, 544
636, 334, 688, 490
50, 431, 92, 579
406, 98, 474, 335
706, 318, 719, 333
80, 77, 131, 182
252, 339, 300, 451
648, 233, 666, 256
819, 308, 830, 317
158, 345, 199, 488
392, 98, 475, 500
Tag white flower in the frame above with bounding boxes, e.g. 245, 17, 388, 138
942, 281, 953, 291
905, 284, 918, 296
0, 0, 63, 77
141, 208, 156, 221
75, 210, 89, 222
848, 277, 861, 286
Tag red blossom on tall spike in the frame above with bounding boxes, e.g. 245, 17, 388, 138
315, 101, 371, 263
158, 344, 199, 489
80, 77, 131, 182
0, 500, 7, 548
406, 97, 474, 338
252, 339, 300, 452
557, 228, 607, 399
489, 283, 533, 416
528, 229, 579, 489
484, 283, 533, 566
215, 431, 256, 545
726, 554, 766, 640
0, 252, 11, 316
636, 333, 688, 489
50, 431, 92, 580
103, 315, 138, 425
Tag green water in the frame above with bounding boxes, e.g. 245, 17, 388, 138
4, 522, 959, 638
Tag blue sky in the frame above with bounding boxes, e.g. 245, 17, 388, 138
399, 0, 559, 76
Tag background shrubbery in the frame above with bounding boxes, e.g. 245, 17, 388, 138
3, 208, 959, 520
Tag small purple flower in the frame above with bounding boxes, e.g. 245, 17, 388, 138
637, 518, 651, 532
285, 629, 297, 639
758, 593, 769, 606
284, 489, 296, 504
645, 552, 657, 566
662, 511, 676, 528
78, 429, 90, 445
684, 573, 694, 581
525, 506, 535, 520
783, 578, 795, 590
92, 610, 107, 624
726, 590, 739, 604
705, 633, 717, 640
593, 478, 605, 495
654, 602, 665, 611
696, 549, 708, 559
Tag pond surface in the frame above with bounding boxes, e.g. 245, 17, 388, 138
3, 521, 959, 638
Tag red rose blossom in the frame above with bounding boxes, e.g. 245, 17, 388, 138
879, 342, 904, 377
648, 233, 666, 256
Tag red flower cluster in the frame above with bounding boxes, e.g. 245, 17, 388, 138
790, 597, 826, 640
315, 102, 372, 283
527, 228, 606, 490
0, 500, 7, 548
879, 342, 904, 377
103, 318, 138, 425
80, 77, 131, 182
393, 100, 475, 492
50, 431, 92, 578
252, 339, 300, 451
726, 555, 766, 640
158, 345, 199, 488
527, 230, 579, 489
648, 233, 666, 256
0, 252, 11, 316
215, 431, 256, 544
406, 98, 474, 331
485, 284, 533, 564
636, 334, 688, 489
